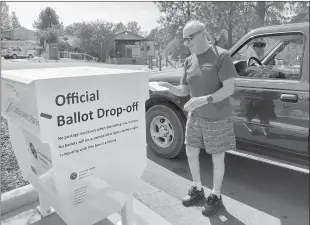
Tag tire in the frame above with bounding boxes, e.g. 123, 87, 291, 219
12, 54, 17, 59
146, 103, 185, 159
28, 54, 33, 59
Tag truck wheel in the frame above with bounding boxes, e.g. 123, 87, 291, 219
12, 54, 17, 59
28, 54, 33, 59
146, 103, 185, 159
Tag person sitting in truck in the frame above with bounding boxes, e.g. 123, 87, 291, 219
252, 38, 266, 61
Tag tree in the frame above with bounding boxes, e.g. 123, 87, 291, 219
64, 22, 84, 36
288, 2, 309, 23
155, 2, 201, 57
112, 21, 143, 35
244, 2, 287, 26
1, 2, 11, 31
194, 2, 235, 48
33, 7, 61, 30
155, 1, 291, 51
33, 7, 64, 47
64, 20, 116, 60
11, 11, 21, 29
113, 22, 126, 34
193, 2, 262, 48
63, 19, 147, 61
90, 20, 115, 60
125, 21, 141, 34
147, 26, 172, 52
156, 2, 201, 27
35, 24, 64, 46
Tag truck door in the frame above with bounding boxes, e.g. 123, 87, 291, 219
231, 32, 309, 158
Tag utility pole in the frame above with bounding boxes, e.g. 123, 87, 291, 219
100, 42, 103, 63
44, 39, 48, 62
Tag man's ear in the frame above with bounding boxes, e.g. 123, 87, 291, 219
202, 32, 210, 43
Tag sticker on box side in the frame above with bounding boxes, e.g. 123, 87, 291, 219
4, 100, 40, 137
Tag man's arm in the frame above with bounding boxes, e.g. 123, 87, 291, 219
184, 79, 233, 111
207, 78, 234, 102
177, 58, 190, 96
208, 52, 237, 102
184, 52, 237, 111
158, 57, 190, 97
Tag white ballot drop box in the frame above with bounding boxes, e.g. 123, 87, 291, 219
1, 67, 149, 225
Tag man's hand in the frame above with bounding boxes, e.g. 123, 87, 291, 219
184, 96, 208, 112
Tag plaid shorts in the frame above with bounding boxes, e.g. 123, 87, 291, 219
185, 112, 236, 154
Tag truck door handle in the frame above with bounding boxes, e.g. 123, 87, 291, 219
280, 94, 298, 103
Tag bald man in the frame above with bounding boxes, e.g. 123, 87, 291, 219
159, 20, 238, 216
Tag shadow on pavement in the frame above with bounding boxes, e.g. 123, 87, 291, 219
30, 213, 115, 225
193, 198, 246, 225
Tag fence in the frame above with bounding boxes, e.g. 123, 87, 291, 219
147, 55, 187, 70
59, 51, 96, 62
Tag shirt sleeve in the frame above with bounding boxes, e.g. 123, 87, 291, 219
218, 52, 238, 82
180, 58, 189, 86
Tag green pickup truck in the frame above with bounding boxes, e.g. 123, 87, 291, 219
146, 22, 309, 173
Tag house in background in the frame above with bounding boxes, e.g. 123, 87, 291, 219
1, 27, 35, 41
112, 31, 155, 65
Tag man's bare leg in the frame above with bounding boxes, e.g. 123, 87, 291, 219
211, 152, 225, 197
182, 145, 204, 207
186, 145, 201, 188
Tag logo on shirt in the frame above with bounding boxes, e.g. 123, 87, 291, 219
200, 63, 213, 71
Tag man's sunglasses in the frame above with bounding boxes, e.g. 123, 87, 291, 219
183, 30, 202, 42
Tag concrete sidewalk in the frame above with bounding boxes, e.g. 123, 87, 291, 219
1, 178, 173, 225
1, 198, 169, 225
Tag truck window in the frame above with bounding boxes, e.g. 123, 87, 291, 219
275, 40, 303, 67
233, 33, 304, 81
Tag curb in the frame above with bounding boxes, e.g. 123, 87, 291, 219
140, 66, 151, 71
1, 184, 39, 216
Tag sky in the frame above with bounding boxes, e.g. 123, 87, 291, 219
6, 2, 162, 33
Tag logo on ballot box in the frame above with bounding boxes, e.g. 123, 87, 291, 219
70, 172, 78, 180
